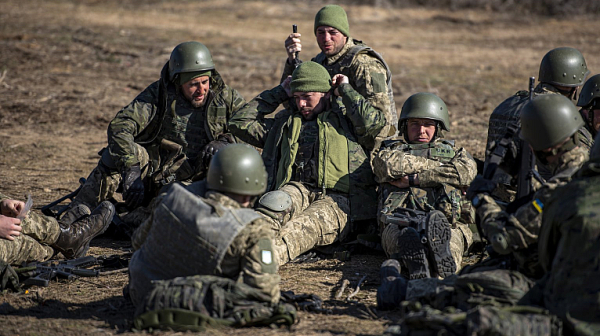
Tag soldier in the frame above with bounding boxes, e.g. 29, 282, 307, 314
283, 4, 397, 142
537, 136, 600, 335
371, 93, 477, 279
469, 94, 588, 278
377, 95, 592, 332
68, 41, 246, 226
0, 194, 113, 265
484, 47, 592, 202
576, 74, 600, 138
128, 144, 280, 307
229, 61, 384, 265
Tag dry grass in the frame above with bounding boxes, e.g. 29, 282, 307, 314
1, 0, 600, 334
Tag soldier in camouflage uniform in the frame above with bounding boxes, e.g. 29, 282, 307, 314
283, 4, 396, 142
484, 47, 592, 202
376, 95, 593, 335
576, 74, 600, 138
128, 144, 280, 307
69, 41, 246, 221
372, 93, 476, 279
536, 136, 600, 335
0, 193, 113, 265
229, 61, 384, 265
469, 94, 588, 278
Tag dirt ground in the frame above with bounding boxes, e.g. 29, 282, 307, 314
1, 0, 599, 335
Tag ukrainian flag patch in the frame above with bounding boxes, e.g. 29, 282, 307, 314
532, 199, 544, 213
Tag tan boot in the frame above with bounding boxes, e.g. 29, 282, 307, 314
53, 201, 115, 259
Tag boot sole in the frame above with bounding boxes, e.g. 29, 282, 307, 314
396, 227, 431, 280
425, 212, 456, 278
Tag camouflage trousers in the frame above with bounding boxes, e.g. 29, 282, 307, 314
265, 182, 351, 265
71, 145, 151, 210
381, 222, 472, 272
0, 211, 60, 265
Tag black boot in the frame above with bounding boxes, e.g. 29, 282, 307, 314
424, 211, 456, 278
59, 204, 91, 226
377, 259, 408, 310
53, 201, 115, 259
394, 227, 431, 280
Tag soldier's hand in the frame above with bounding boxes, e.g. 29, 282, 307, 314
331, 74, 349, 97
201, 134, 235, 169
122, 164, 145, 209
466, 175, 497, 200
285, 33, 302, 63
0, 216, 21, 241
0, 199, 24, 217
281, 76, 293, 97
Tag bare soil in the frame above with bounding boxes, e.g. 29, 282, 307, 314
1, 1, 599, 335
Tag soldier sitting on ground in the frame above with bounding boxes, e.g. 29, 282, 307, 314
128, 145, 293, 331
229, 61, 384, 265
484, 47, 592, 203
371, 93, 476, 280
375, 94, 592, 336
283, 4, 397, 142
0, 194, 113, 289
65, 41, 246, 233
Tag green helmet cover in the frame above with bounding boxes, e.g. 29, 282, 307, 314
520, 95, 584, 151
168, 41, 215, 83
207, 144, 267, 196
399, 92, 450, 131
577, 74, 600, 107
538, 47, 589, 88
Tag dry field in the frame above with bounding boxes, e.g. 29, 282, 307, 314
1, 0, 599, 335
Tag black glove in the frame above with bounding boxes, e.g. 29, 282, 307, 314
122, 164, 144, 209
200, 134, 235, 169
466, 175, 498, 201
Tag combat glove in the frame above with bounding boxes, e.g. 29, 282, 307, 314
200, 134, 235, 169
466, 175, 498, 201
122, 164, 144, 208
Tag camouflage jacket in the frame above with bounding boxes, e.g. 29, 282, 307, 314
107, 63, 246, 172
537, 159, 600, 334
229, 84, 384, 221
282, 38, 397, 140
476, 145, 588, 277
372, 138, 477, 225
484, 83, 593, 188
130, 181, 280, 305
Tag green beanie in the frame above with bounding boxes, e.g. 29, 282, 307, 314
290, 61, 332, 94
178, 70, 212, 85
314, 5, 350, 37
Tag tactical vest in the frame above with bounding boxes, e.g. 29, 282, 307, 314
292, 119, 319, 186
158, 92, 212, 164
129, 183, 261, 305
313, 40, 397, 134
379, 140, 463, 225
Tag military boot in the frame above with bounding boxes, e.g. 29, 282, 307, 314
53, 201, 115, 259
377, 259, 408, 310
59, 203, 91, 226
393, 227, 431, 280
424, 211, 456, 278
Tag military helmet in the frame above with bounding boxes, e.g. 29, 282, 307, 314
520, 95, 584, 151
168, 41, 215, 83
577, 74, 600, 108
207, 144, 267, 196
399, 92, 450, 131
538, 47, 589, 88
